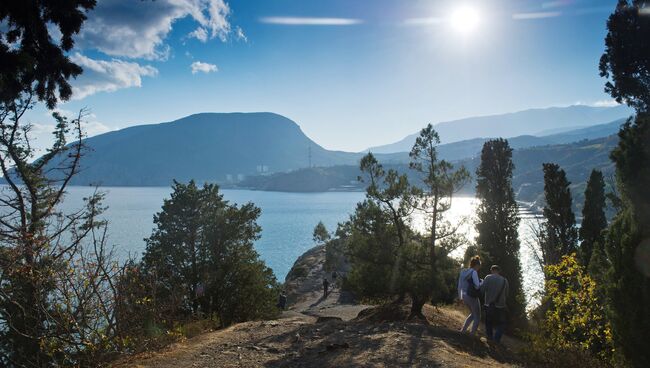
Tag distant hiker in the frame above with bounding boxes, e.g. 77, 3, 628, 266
458, 256, 482, 335
323, 278, 330, 297
277, 291, 287, 310
481, 265, 509, 343
331, 271, 338, 288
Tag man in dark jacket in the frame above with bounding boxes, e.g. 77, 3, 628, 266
480, 265, 509, 343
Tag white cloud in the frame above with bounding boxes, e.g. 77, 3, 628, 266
259, 17, 363, 26
235, 26, 247, 42
79, 0, 233, 59
191, 61, 218, 74
512, 11, 562, 20
70, 53, 158, 99
592, 99, 620, 108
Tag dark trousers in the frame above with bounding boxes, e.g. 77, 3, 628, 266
485, 306, 506, 342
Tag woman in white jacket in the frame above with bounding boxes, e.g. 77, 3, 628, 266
458, 256, 482, 335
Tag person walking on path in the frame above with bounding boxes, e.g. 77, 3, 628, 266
480, 265, 509, 343
323, 277, 330, 297
458, 256, 482, 335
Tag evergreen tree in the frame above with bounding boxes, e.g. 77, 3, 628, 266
475, 139, 526, 323
599, 2, 650, 365
140, 181, 279, 328
408, 124, 469, 317
603, 115, 650, 367
579, 170, 608, 269
0, 0, 96, 108
540, 163, 578, 266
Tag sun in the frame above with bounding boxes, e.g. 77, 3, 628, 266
449, 5, 481, 35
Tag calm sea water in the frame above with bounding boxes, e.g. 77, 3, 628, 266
55, 186, 544, 305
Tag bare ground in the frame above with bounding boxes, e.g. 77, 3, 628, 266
113, 245, 522, 367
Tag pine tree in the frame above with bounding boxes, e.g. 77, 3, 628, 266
540, 163, 578, 266
408, 124, 469, 317
475, 139, 526, 323
140, 181, 279, 327
579, 170, 608, 269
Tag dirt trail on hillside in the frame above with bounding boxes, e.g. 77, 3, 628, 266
113, 245, 520, 368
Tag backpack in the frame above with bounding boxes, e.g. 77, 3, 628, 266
465, 270, 480, 298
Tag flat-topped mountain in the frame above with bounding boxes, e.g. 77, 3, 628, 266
63, 112, 368, 186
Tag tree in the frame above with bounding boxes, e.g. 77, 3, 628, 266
578, 170, 608, 269
474, 139, 526, 323
0, 106, 122, 366
352, 153, 415, 300
313, 221, 330, 244
603, 115, 650, 367
599, 0, 650, 113
0, 0, 96, 108
599, 2, 650, 364
528, 255, 614, 365
540, 163, 578, 267
408, 124, 469, 317
138, 181, 279, 328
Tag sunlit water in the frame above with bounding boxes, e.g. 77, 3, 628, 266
49, 187, 544, 307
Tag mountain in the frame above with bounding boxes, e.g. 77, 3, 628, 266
31, 110, 625, 187
241, 135, 619, 213
367, 105, 632, 153
57, 113, 373, 186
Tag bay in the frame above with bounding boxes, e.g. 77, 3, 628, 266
55, 186, 544, 306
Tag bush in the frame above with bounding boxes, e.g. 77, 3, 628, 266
524, 254, 613, 365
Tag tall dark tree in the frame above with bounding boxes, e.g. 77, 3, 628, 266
0, 0, 96, 108
540, 163, 578, 266
599, 2, 650, 365
599, 0, 650, 113
578, 170, 608, 269
474, 139, 526, 323
603, 115, 650, 367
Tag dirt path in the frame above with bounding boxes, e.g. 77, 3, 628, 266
113, 245, 521, 367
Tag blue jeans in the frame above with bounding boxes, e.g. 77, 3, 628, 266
485, 305, 506, 342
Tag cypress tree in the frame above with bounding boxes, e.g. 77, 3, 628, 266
604, 114, 650, 367
475, 139, 526, 322
540, 163, 578, 266
600, 2, 650, 365
579, 170, 608, 269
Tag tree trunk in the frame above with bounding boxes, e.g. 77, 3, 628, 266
408, 295, 427, 320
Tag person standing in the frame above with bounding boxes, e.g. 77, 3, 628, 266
458, 256, 482, 335
481, 265, 509, 343
323, 277, 330, 297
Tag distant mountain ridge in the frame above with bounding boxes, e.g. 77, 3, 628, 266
367, 105, 632, 153
19, 107, 629, 187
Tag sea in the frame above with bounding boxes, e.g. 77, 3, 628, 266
53, 186, 545, 306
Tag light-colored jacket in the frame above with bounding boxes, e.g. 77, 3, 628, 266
480, 273, 509, 308
457, 268, 481, 299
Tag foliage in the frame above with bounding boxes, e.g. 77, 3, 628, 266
344, 127, 466, 317
0, 0, 96, 108
313, 221, 330, 244
118, 181, 280, 337
408, 124, 469, 315
540, 163, 578, 266
579, 169, 608, 268
603, 114, 650, 367
525, 254, 613, 366
474, 139, 526, 323
599, 0, 650, 113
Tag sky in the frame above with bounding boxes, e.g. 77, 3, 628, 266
26, 0, 623, 152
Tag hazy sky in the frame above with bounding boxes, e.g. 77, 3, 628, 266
28, 0, 621, 152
